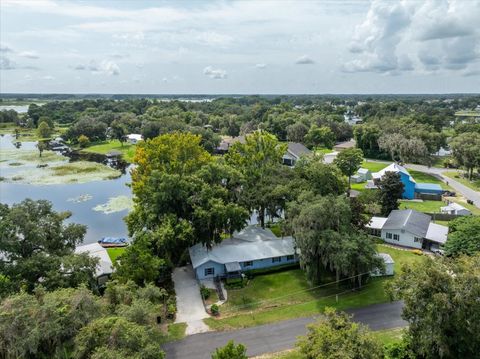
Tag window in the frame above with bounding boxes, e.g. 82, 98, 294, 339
204, 267, 214, 276
393, 234, 400, 241
286, 255, 295, 261
414, 237, 422, 243
243, 261, 253, 267
386, 232, 393, 239
272, 257, 282, 263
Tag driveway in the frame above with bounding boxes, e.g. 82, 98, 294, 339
172, 266, 210, 335
163, 301, 406, 359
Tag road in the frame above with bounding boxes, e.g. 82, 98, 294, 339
404, 164, 480, 209
163, 301, 406, 359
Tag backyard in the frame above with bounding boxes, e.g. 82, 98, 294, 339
204, 244, 425, 331
81, 140, 137, 162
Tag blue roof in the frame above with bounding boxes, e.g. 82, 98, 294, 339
415, 183, 443, 191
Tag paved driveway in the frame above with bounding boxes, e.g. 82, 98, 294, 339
172, 266, 210, 335
164, 301, 406, 359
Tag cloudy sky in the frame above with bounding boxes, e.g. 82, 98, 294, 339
1, 0, 479, 94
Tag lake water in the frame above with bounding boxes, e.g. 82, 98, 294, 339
0, 105, 35, 113
0, 134, 131, 244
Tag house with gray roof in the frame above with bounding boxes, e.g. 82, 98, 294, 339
366, 209, 448, 250
189, 226, 298, 280
282, 142, 312, 166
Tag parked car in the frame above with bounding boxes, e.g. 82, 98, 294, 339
432, 248, 445, 256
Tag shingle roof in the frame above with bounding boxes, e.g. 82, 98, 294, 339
382, 209, 431, 237
441, 202, 469, 212
372, 163, 415, 183
286, 142, 312, 159
425, 223, 448, 244
75, 243, 113, 277
366, 216, 388, 230
189, 226, 296, 269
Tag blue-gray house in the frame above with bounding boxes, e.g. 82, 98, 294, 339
189, 226, 298, 280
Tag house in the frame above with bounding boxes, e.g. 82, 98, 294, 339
333, 139, 355, 152
351, 168, 372, 183
372, 163, 416, 199
343, 112, 363, 126
282, 142, 312, 166
366, 209, 448, 250
441, 202, 471, 216
189, 226, 298, 280
75, 243, 113, 285
371, 163, 444, 200
126, 133, 143, 144
371, 253, 394, 277
215, 135, 246, 154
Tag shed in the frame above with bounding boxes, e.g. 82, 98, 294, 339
440, 202, 471, 216
414, 183, 443, 195
372, 253, 394, 276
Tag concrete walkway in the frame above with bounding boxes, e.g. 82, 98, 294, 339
172, 266, 210, 335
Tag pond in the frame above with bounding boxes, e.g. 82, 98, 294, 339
0, 134, 131, 244
0, 104, 40, 113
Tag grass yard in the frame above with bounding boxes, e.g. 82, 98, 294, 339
361, 160, 389, 172
315, 148, 334, 155
409, 170, 452, 190
350, 181, 368, 192
106, 247, 126, 262
82, 140, 137, 163
399, 200, 442, 213
443, 171, 480, 192
165, 322, 187, 342
204, 245, 424, 331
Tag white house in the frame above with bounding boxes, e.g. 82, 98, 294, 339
126, 133, 143, 144
367, 209, 448, 250
371, 253, 394, 277
352, 168, 372, 183
189, 226, 299, 280
75, 242, 113, 285
441, 202, 471, 216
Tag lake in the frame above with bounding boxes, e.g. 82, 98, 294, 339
0, 134, 131, 244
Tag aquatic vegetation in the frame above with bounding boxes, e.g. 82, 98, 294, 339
93, 195, 133, 214
8, 162, 23, 166
67, 194, 93, 203
0, 149, 63, 166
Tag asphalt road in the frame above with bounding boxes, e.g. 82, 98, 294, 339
163, 301, 406, 359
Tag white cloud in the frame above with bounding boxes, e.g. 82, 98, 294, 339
0, 57, 16, 70
42, 75, 55, 80
255, 63, 267, 69
295, 55, 314, 65
73, 60, 120, 75
203, 66, 227, 79
18, 51, 39, 59
0, 44, 13, 53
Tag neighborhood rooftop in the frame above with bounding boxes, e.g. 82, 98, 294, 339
189, 226, 296, 269
286, 142, 311, 158
383, 209, 431, 238
372, 163, 415, 182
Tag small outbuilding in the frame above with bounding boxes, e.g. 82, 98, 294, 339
371, 253, 394, 277
441, 202, 471, 216
352, 168, 372, 183
126, 133, 143, 144
75, 243, 113, 285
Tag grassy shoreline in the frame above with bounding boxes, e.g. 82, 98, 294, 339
81, 140, 136, 163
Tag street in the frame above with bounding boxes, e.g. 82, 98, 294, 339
163, 301, 406, 359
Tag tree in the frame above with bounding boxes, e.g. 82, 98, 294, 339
74, 316, 165, 359
378, 134, 429, 165
0, 200, 96, 294
334, 147, 364, 195
444, 216, 480, 257
38, 116, 54, 128
110, 119, 128, 146
211, 340, 248, 359
450, 132, 480, 180
387, 255, 480, 358
225, 130, 287, 228
305, 125, 336, 149
37, 121, 52, 139
297, 307, 384, 359
64, 117, 107, 143
286, 122, 309, 143
377, 172, 404, 216
78, 134, 90, 148
36, 140, 48, 157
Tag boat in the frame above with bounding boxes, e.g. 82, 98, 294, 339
98, 237, 129, 248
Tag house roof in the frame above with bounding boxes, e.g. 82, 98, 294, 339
425, 223, 449, 244
415, 183, 443, 192
333, 139, 356, 149
372, 163, 415, 183
441, 202, 469, 212
366, 216, 388, 230
357, 168, 370, 175
189, 226, 296, 269
286, 142, 311, 159
377, 253, 394, 264
127, 134, 143, 141
382, 209, 431, 238
75, 243, 113, 277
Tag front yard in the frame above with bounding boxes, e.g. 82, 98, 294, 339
81, 140, 137, 162
204, 244, 425, 331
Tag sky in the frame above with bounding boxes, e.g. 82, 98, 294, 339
1, 0, 479, 94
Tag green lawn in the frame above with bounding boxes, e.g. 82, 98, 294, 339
204, 245, 424, 331
315, 148, 334, 155
165, 322, 187, 342
443, 171, 480, 192
106, 247, 126, 263
82, 140, 137, 163
409, 170, 452, 190
399, 200, 442, 213
361, 160, 389, 172
350, 182, 368, 192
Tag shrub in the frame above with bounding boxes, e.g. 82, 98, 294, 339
210, 304, 219, 316
411, 249, 423, 256
78, 135, 90, 148
200, 285, 210, 300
